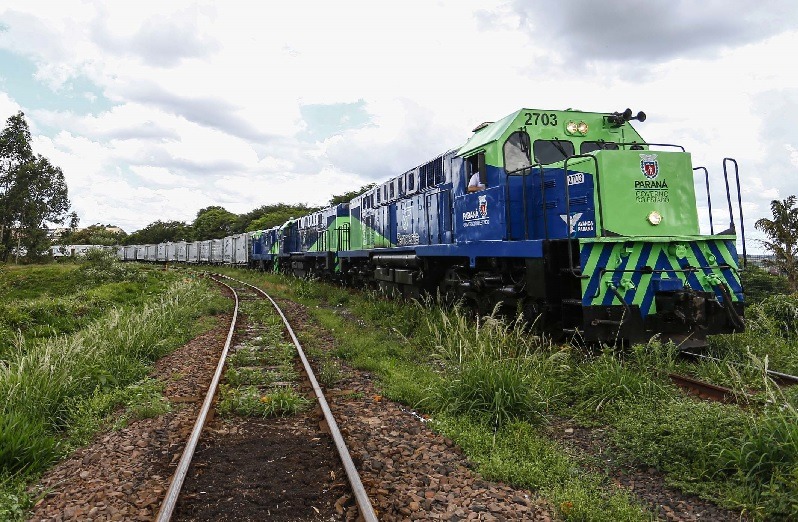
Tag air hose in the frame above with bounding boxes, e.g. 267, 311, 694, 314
715, 282, 745, 330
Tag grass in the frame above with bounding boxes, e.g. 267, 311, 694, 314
0, 258, 231, 520
0, 254, 187, 355
432, 414, 650, 521
219, 296, 310, 418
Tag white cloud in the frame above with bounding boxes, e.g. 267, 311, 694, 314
0, 0, 795, 248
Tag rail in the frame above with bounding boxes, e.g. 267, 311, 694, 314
156, 275, 239, 521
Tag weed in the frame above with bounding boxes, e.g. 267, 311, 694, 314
0, 473, 33, 522
218, 385, 310, 417
317, 359, 343, 387
225, 366, 278, 387
427, 305, 569, 427
0, 278, 221, 475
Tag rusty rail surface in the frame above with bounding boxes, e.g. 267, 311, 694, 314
679, 350, 798, 388
668, 373, 739, 403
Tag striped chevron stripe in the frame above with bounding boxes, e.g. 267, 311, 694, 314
579, 236, 743, 318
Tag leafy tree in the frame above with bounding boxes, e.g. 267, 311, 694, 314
60, 224, 127, 246
192, 206, 238, 239
242, 203, 317, 232
0, 112, 70, 261
124, 220, 192, 245
329, 183, 375, 206
755, 196, 798, 293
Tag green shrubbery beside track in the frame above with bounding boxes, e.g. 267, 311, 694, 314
0, 256, 229, 520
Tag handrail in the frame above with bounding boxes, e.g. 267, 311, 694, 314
615, 141, 686, 152
723, 158, 747, 267
693, 167, 714, 234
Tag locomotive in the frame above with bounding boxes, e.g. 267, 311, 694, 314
124, 107, 747, 347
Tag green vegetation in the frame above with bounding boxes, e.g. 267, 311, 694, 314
755, 195, 798, 293
1, 252, 169, 354
0, 111, 71, 263
0, 258, 229, 519
210, 266, 798, 521
218, 299, 310, 418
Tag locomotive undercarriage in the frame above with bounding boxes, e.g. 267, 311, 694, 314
284, 243, 743, 348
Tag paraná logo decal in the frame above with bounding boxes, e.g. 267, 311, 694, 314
640, 153, 658, 179
463, 194, 490, 227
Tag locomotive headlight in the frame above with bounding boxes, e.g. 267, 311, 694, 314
647, 211, 663, 226
576, 121, 589, 135
566, 121, 579, 135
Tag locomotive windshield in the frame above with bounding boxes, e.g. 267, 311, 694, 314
503, 131, 532, 173
580, 141, 619, 154
533, 139, 574, 164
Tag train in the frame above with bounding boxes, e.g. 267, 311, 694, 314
110, 107, 747, 348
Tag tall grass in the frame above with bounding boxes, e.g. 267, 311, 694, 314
427, 304, 569, 427
0, 278, 212, 474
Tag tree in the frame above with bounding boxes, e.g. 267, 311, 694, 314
0, 112, 70, 261
329, 183, 375, 206
61, 224, 128, 246
124, 220, 192, 245
755, 196, 798, 293
241, 203, 317, 232
192, 206, 238, 239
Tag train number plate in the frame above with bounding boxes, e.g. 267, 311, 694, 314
567, 173, 584, 185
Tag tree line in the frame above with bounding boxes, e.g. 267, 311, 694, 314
59, 187, 375, 246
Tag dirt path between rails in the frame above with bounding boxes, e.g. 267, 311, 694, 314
172, 314, 348, 522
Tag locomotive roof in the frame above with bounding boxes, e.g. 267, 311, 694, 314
457, 109, 521, 156
457, 107, 609, 156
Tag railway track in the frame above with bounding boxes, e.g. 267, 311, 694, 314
668, 350, 798, 405
157, 274, 377, 521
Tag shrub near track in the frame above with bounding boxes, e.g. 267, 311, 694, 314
0, 261, 229, 520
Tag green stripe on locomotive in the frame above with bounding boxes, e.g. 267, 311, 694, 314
306, 216, 352, 252
579, 236, 743, 319
348, 214, 393, 250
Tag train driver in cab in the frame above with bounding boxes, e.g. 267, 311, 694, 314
467, 151, 487, 192
468, 171, 486, 192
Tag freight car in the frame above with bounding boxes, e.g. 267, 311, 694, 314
122, 107, 747, 348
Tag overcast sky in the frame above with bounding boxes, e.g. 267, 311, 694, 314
1, 0, 797, 253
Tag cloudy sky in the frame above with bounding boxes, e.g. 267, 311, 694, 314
1, 0, 797, 251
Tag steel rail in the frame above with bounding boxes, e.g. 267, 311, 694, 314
680, 350, 798, 387
156, 275, 239, 522
668, 373, 739, 403
216, 274, 378, 522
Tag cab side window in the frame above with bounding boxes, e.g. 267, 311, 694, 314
465, 152, 486, 185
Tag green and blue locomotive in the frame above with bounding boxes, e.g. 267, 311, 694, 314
256, 107, 747, 346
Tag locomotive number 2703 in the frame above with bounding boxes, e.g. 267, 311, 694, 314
524, 112, 558, 126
